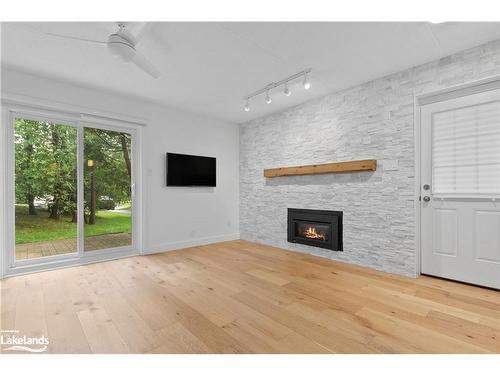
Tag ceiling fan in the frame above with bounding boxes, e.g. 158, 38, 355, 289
42, 22, 160, 78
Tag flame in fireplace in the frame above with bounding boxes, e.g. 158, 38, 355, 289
303, 226, 326, 241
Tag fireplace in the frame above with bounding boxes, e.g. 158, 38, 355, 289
287, 208, 343, 251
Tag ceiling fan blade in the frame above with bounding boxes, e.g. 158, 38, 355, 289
131, 50, 160, 78
130, 22, 155, 43
44, 32, 107, 44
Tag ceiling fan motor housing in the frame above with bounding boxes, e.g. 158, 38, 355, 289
107, 34, 136, 62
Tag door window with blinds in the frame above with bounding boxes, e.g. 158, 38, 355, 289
432, 99, 500, 196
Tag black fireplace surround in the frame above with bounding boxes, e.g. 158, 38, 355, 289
287, 208, 343, 251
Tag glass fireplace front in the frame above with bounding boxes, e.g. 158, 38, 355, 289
294, 221, 330, 242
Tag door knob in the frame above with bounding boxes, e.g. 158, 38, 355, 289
423, 196, 431, 202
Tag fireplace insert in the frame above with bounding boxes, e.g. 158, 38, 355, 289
287, 208, 343, 251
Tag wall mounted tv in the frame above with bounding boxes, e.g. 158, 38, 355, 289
166, 152, 216, 187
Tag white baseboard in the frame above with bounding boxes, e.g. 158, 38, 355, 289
143, 233, 240, 255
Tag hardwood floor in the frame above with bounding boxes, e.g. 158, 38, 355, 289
1, 240, 499, 354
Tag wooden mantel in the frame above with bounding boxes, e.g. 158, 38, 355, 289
264, 159, 377, 178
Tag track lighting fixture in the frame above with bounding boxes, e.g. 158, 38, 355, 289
242, 68, 311, 111
265, 90, 272, 104
283, 82, 291, 97
303, 72, 311, 90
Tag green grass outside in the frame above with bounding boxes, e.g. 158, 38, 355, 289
15, 205, 131, 244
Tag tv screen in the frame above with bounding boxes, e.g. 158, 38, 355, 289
166, 152, 216, 187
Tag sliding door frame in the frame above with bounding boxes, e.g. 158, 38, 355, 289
1, 102, 143, 278
3, 109, 82, 271
79, 120, 140, 256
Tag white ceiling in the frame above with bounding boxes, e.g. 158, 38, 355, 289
2, 22, 500, 123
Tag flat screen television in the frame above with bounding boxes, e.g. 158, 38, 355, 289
166, 152, 216, 187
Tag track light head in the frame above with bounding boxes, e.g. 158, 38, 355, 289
303, 73, 311, 90
265, 91, 272, 104
284, 82, 291, 97
244, 99, 250, 112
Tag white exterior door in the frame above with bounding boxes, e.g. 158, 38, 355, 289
420, 87, 500, 289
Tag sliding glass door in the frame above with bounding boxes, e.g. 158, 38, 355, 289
83, 127, 132, 252
11, 114, 136, 268
14, 119, 78, 260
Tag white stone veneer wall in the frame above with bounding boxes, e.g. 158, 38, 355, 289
239, 40, 500, 277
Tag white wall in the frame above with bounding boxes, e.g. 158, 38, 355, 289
1, 68, 240, 254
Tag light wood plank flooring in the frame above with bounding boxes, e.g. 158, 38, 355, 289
1, 240, 499, 354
